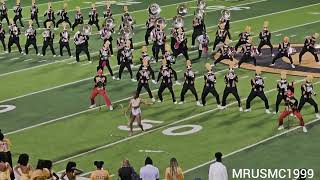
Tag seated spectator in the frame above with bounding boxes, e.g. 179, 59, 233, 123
60, 161, 83, 180
165, 158, 184, 180
0, 153, 12, 180
0, 130, 14, 179
208, 152, 228, 180
140, 157, 159, 180
90, 161, 110, 180
14, 153, 33, 180
31, 159, 58, 180
118, 159, 137, 180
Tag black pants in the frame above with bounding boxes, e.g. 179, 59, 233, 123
246, 90, 269, 109
8, 37, 22, 53
258, 40, 273, 54
158, 82, 176, 102
13, 15, 24, 27
299, 47, 319, 63
214, 55, 233, 65
213, 38, 225, 50
298, 96, 318, 113
75, 44, 90, 62
145, 27, 154, 45
191, 28, 202, 46
275, 94, 286, 113
72, 19, 83, 31
88, 20, 100, 30
155, 44, 165, 62
173, 46, 189, 61
0, 14, 9, 25
201, 86, 220, 106
59, 42, 71, 56
222, 87, 241, 107
238, 54, 256, 67
56, 18, 72, 28
98, 60, 113, 76
137, 83, 153, 98
42, 41, 55, 56
118, 62, 132, 79
43, 19, 55, 28
235, 40, 246, 51
25, 39, 38, 54
272, 52, 293, 64
117, 49, 123, 65
0, 38, 6, 51
104, 37, 113, 55
31, 14, 40, 27
180, 83, 198, 102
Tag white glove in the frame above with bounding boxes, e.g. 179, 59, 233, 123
152, 80, 157, 84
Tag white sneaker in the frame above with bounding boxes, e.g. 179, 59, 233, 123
151, 98, 156, 102
157, 100, 162, 103
152, 80, 157, 84
88, 61, 92, 63
220, 106, 226, 110
53, 55, 56, 57
316, 113, 320, 119
196, 101, 203, 106
70, 55, 74, 58
37, 53, 41, 56
239, 107, 243, 112
109, 105, 113, 111
89, 104, 96, 109
259, 53, 262, 56
178, 101, 184, 105
302, 126, 308, 133
244, 108, 251, 112
174, 101, 177, 104
112, 76, 116, 80
272, 53, 275, 57
278, 125, 284, 130
269, 63, 275, 66
290, 113, 294, 117
41, 54, 44, 56
116, 77, 120, 80
273, 111, 277, 115
5, 51, 8, 53
265, 109, 271, 114
217, 105, 223, 109
291, 64, 295, 69
131, 79, 137, 82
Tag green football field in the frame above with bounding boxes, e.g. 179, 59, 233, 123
1, 0, 320, 179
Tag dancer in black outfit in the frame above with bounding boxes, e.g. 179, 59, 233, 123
270, 36, 295, 69
157, 59, 177, 104
201, 63, 221, 107
257, 21, 274, 56
299, 33, 319, 64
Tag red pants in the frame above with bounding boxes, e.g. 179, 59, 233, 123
279, 110, 304, 126
90, 87, 111, 108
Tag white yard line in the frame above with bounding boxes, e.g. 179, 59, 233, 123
23, 58, 33, 62
38, 60, 47, 63
239, 75, 248, 79
9, 57, 20, 61
275, 34, 282, 36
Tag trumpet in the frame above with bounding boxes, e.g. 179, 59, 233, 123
177, 4, 188, 16
221, 9, 231, 21
148, 3, 161, 16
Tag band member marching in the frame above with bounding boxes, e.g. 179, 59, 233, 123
157, 59, 177, 104
89, 4, 100, 31
8, 19, 22, 54
151, 23, 166, 62
197, 30, 209, 59
136, 59, 156, 102
120, 6, 134, 31
219, 9, 231, 39
163, 45, 179, 85
13, 0, 24, 27
245, 68, 271, 114
179, 60, 202, 106
145, 14, 156, 46
98, 40, 115, 80
118, 41, 135, 81
274, 72, 294, 114
221, 64, 242, 111
72, 6, 83, 31
100, 22, 114, 55
213, 23, 228, 51
89, 69, 113, 111
236, 37, 257, 68
213, 39, 233, 66
139, 46, 155, 80
278, 90, 307, 133
43, 3, 55, 28
59, 23, 72, 57
103, 1, 113, 20
42, 22, 56, 57
74, 26, 91, 62
0, 1, 9, 25
257, 21, 273, 56
191, 9, 205, 48
271, 36, 295, 68
298, 75, 320, 118
56, 3, 72, 28
30, 0, 40, 28
173, 27, 189, 60
299, 33, 319, 64
235, 26, 251, 51
0, 23, 6, 52
24, 21, 39, 55
201, 63, 221, 107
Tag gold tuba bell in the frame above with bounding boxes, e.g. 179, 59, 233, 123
120, 26, 132, 39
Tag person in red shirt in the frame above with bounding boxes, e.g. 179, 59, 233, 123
89, 69, 113, 110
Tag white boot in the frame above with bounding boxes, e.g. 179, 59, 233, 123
278, 125, 284, 130
269, 63, 275, 66
89, 104, 96, 109
174, 101, 177, 104
272, 53, 275, 57
196, 101, 203, 106
157, 100, 162, 103
151, 98, 156, 102
131, 79, 137, 82
239, 107, 243, 112
302, 126, 308, 133
244, 108, 251, 112
265, 109, 271, 114
291, 64, 295, 69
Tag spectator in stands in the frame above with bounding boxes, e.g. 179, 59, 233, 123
31, 159, 58, 180
14, 153, 33, 180
0, 129, 14, 180
90, 161, 110, 180
60, 161, 83, 180
118, 159, 137, 180
140, 157, 159, 180
208, 152, 228, 180
165, 158, 184, 180
0, 153, 12, 180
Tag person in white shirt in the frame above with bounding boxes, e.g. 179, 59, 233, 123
209, 152, 228, 180
140, 157, 159, 180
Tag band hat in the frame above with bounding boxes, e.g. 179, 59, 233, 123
255, 66, 262, 75
306, 75, 313, 82
205, 63, 212, 71
141, 46, 147, 52
245, 25, 251, 32
28, 20, 33, 27
283, 36, 289, 42
313, 33, 319, 39
280, 71, 287, 79
124, 5, 128, 12
263, 21, 269, 28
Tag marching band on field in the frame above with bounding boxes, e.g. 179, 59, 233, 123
0, 0, 319, 133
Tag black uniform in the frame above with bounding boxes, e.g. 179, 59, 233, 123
0, 3, 9, 25
8, 24, 22, 53
118, 47, 133, 79
272, 42, 293, 64
139, 52, 155, 79
42, 29, 56, 56
235, 32, 250, 51
275, 79, 294, 113
213, 28, 228, 50
100, 27, 114, 55
145, 15, 156, 45
88, 9, 100, 30
172, 30, 189, 60
299, 36, 319, 63
98, 47, 113, 76
103, 8, 112, 19
72, 10, 83, 31
13, 4, 24, 27
30, 4, 40, 28
56, 9, 72, 28
238, 43, 257, 67
192, 17, 205, 46
136, 67, 153, 98
214, 44, 233, 65
180, 69, 198, 102
157, 67, 176, 102
116, 37, 126, 65
0, 25, 6, 51
74, 31, 90, 62
43, 8, 56, 28
25, 27, 38, 55
59, 30, 71, 56
219, 17, 231, 39
258, 30, 273, 54
298, 82, 318, 113
245, 75, 269, 109
152, 29, 166, 62
201, 71, 220, 106
221, 71, 241, 107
